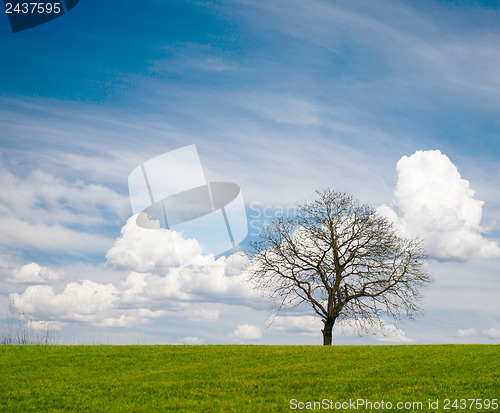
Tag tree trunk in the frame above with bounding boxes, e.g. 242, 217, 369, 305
322, 317, 335, 345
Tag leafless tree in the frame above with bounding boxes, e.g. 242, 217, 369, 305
248, 189, 433, 345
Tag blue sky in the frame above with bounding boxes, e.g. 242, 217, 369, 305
1, 0, 500, 345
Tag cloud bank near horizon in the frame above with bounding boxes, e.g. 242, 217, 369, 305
9, 216, 259, 333
3, 150, 500, 344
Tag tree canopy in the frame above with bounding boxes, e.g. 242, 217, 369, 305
248, 189, 433, 345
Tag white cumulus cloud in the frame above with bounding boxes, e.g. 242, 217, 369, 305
232, 323, 262, 340
456, 328, 478, 338
9, 278, 168, 328
378, 150, 500, 261
181, 336, 203, 345
99, 309, 166, 328
106, 215, 202, 271
188, 308, 220, 322
107, 217, 257, 305
482, 327, 500, 339
28, 320, 65, 331
224, 252, 250, 277
8, 262, 63, 284
271, 315, 322, 336
116, 256, 256, 305
368, 321, 411, 343
10, 280, 119, 322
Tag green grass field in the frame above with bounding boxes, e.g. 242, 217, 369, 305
0, 345, 498, 412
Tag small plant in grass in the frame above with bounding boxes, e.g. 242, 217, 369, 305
0, 313, 57, 345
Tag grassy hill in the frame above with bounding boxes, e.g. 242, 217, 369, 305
0, 344, 498, 412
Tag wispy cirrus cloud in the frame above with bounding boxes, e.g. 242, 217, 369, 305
0, 165, 128, 255
148, 42, 237, 75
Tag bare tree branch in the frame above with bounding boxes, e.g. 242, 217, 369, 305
247, 189, 434, 345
